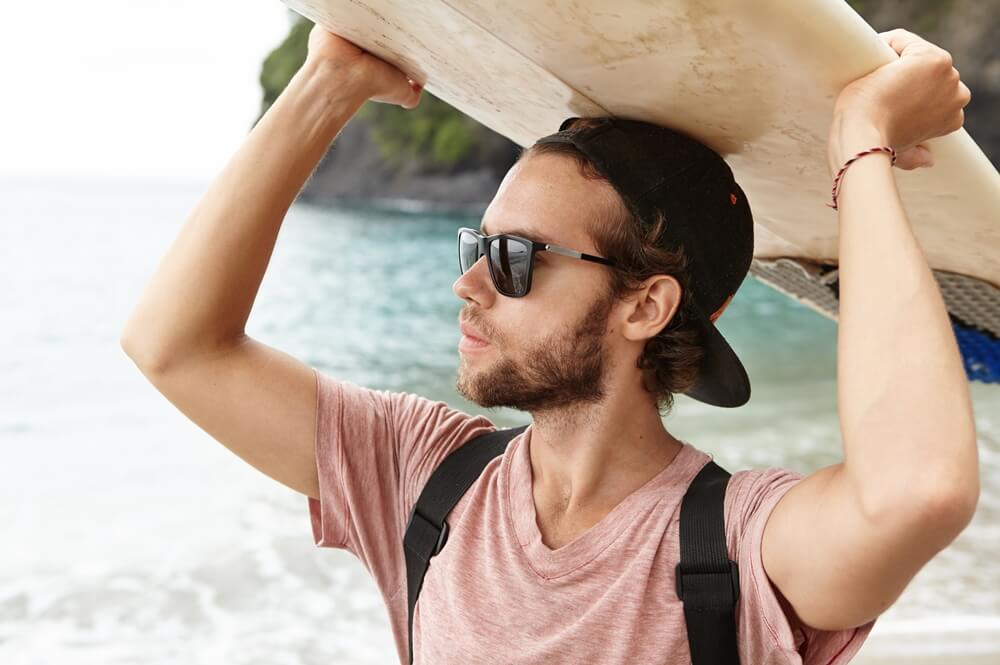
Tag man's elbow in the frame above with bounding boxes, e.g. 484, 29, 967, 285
910, 472, 980, 544
860, 465, 980, 555
120, 329, 169, 376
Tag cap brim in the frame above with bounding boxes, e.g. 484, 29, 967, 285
683, 300, 751, 408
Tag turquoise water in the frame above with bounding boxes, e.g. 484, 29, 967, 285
1, 176, 997, 663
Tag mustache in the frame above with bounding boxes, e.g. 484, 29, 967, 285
460, 310, 497, 341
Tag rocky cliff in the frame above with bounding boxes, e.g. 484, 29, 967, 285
257, 2, 998, 212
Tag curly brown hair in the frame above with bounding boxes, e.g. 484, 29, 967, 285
521, 122, 705, 417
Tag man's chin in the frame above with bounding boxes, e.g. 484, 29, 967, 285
456, 367, 505, 408
456, 369, 484, 401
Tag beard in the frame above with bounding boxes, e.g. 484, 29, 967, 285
455, 287, 617, 414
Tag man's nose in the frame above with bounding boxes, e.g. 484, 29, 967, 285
453, 255, 494, 303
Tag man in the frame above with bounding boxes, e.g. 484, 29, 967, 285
121, 22, 979, 665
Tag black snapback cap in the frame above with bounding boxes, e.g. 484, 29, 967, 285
534, 116, 754, 408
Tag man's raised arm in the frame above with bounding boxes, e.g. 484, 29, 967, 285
759, 28, 979, 632
118, 25, 422, 500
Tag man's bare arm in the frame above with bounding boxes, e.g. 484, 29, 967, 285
760, 29, 979, 631
119, 26, 422, 498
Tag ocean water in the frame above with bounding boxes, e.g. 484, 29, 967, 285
1, 176, 998, 663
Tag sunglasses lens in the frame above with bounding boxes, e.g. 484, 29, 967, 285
490, 236, 531, 296
457, 229, 532, 297
458, 230, 480, 274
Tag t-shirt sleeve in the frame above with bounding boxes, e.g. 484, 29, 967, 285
725, 467, 877, 665
306, 366, 496, 596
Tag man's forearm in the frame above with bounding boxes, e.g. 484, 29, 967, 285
830, 114, 979, 518
121, 58, 367, 370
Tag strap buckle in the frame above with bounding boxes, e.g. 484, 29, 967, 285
406, 503, 450, 559
674, 560, 741, 604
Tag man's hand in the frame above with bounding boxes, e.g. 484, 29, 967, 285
829, 28, 971, 172
306, 22, 423, 109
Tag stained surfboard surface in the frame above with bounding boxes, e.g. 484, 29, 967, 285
282, 0, 1000, 382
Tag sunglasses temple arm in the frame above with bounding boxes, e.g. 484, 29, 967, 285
547, 244, 615, 267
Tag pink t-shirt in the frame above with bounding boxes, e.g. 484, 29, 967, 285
307, 368, 876, 664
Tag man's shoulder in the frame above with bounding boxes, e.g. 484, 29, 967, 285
725, 466, 804, 513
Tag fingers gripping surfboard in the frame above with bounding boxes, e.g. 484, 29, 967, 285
282, 0, 1000, 383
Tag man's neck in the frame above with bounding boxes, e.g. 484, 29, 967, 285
526, 403, 684, 519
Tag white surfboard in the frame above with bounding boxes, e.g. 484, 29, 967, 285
281, 0, 1000, 369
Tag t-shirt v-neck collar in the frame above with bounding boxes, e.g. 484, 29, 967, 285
503, 424, 697, 580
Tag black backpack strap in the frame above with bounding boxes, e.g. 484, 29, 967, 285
403, 424, 528, 664
675, 460, 741, 665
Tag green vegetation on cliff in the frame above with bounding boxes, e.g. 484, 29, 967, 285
258, 15, 311, 113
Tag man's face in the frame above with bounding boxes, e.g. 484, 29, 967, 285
452, 152, 626, 414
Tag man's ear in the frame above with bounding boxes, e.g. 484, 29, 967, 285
620, 275, 682, 342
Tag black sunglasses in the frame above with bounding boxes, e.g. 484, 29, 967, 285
457, 227, 619, 298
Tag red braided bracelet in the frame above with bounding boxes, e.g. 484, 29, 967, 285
826, 146, 897, 210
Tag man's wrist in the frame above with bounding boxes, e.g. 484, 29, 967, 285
827, 109, 891, 177
299, 56, 372, 114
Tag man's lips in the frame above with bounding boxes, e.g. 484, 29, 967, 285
460, 321, 490, 344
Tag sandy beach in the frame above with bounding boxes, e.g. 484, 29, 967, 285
856, 656, 998, 665
853, 620, 1000, 665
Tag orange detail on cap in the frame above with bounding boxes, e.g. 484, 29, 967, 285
710, 293, 735, 322
729, 193, 738, 205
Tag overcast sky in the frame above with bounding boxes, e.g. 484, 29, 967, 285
0, 1, 295, 184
